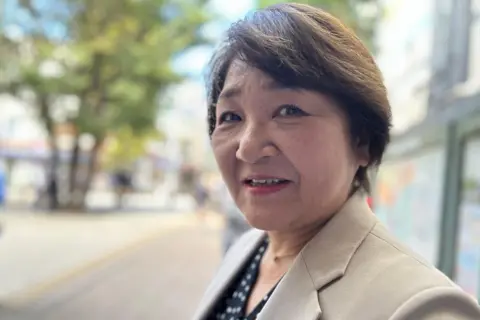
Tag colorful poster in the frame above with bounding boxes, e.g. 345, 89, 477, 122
374, 147, 446, 265
455, 138, 480, 300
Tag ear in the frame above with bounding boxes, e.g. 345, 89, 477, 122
355, 139, 370, 167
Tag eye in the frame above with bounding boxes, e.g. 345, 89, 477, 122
218, 111, 242, 124
276, 104, 309, 117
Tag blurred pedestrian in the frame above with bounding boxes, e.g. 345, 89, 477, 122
194, 4, 480, 320
113, 169, 133, 209
47, 176, 58, 210
193, 180, 209, 221
214, 182, 250, 255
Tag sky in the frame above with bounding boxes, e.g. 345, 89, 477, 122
172, 0, 255, 78
2, 0, 69, 40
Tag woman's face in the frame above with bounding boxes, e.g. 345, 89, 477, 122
211, 61, 368, 232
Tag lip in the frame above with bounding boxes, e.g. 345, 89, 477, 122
241, 175, 292, 196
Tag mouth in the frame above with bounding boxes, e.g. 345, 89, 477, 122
241, 177, 291, 195
243, 178, 291, 187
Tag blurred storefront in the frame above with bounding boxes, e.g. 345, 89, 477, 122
0, 94, 47, 204
376, 0, 434, 134
373, 0, 480, 300
375, 146, 446, 265
456, 136, 480, 298
158, 80, 217, 195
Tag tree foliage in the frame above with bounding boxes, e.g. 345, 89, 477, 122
257, 0, 381, 52
0, 0, 211, 210
101, 126, 164, 171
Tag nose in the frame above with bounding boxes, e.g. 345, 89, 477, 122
235, 123, 279, 164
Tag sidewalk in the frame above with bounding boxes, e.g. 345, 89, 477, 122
0, 210, 223, 306
6, 221, 223, 320
4, 189, 198, 213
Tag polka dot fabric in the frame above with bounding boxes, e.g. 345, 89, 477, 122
208, 238, 274, 320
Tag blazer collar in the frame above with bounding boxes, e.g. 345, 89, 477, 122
194, 193, 376, 320
258, 193, 377, 320
193, 229, 266, 320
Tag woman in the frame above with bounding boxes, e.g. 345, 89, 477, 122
194, 3, 480, 320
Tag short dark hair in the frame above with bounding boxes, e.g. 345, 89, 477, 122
206, 3, 392, 193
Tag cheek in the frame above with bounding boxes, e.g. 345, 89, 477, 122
211, 138, 237, 185
286, 128, 355, 184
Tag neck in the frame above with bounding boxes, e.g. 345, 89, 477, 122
266, 220, 325, 262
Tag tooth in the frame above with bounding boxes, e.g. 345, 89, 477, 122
248, 178, 285, 185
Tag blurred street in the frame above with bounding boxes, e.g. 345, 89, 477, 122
0, 210, 222, 320
1, 0, 480, 311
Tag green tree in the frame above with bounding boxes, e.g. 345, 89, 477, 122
1, 0, 210, 210
101, 126, 163, 171
101, 126, 164, 209
257, 0, 381, 52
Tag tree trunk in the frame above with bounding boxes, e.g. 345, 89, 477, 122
66, 134, 81, 210
39, 94, 60, 212
74, 138, 103, 211
47, 135, 60, 211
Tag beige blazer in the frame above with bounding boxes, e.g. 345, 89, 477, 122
193, 194, 480, 320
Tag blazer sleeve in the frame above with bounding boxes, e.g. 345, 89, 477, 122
390, 286, 480, 320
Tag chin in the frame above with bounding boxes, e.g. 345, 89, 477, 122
243, 209, 293, 232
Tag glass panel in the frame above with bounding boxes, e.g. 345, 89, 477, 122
455, 138, 480, 300
374, 147, 446, 265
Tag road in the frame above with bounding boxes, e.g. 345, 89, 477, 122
0, 213, 223, 320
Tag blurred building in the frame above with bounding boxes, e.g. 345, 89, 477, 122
376, 0, 434, 133
156, 80, 215, 193
374, 0, 480, 300
0, 94, 48, 204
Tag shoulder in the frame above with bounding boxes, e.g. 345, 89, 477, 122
336, 222, 480, 319
390, 286, 480, 319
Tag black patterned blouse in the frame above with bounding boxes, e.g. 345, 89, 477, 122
207, 238, 276, 320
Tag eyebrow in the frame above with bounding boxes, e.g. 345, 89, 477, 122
218, 80, 295, 100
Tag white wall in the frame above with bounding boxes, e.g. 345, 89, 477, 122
158, 80, 210, 170
0, 94, 47, 144
0, 95, 47, 199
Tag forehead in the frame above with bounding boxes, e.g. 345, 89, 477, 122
220, 60, 284, 98
217, 60, 347, 119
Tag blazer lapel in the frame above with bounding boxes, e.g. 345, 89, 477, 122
257, 254, 322, 320
258, 194, 377, 320
193, 229, 266, 320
